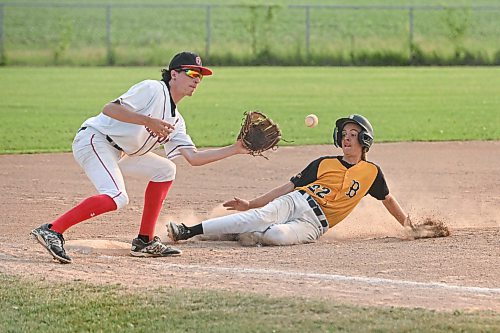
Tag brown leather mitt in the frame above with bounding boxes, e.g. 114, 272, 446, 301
237, 111, 281, 158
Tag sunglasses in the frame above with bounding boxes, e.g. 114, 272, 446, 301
178, 68, 203, 80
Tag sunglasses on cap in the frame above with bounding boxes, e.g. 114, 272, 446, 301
177, 68, 203, 80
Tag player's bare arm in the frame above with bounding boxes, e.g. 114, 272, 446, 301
178, 141, 248, 166
102, 102, 174, 137
381, 194, 407, 226
224, 181, 295, 211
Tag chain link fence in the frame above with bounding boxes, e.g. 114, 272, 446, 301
1, 3, 499, 66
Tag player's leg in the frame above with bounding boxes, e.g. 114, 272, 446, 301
259, 192, 324, 245
259, 220, 321, 246
168, 191, 303, 241
119, 153, 180, 256
55, 130, 127, 230
31, 129, 126, 263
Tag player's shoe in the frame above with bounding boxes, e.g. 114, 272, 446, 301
166, 222, 192, 242
130, 236, 182, 257
30, 224, 72, 264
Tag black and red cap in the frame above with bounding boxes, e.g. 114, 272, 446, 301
168, 51, 213, 76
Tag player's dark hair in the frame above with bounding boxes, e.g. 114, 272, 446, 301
161, 68, 172, 84
361, 147, 368, 161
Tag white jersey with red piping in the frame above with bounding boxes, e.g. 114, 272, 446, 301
82, 79, 195, 157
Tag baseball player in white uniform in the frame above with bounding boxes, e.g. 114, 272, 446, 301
31, 51, 249, 263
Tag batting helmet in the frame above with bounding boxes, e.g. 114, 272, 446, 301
333, 114, 374, 151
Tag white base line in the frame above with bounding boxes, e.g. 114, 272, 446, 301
154, 263, 500, 295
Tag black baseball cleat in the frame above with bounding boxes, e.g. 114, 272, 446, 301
166, 222, 192, 242
130, 236, 182, 257
30, 224, 72, 264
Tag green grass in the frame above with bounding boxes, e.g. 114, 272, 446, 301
1, 274, 498, 333
2, 0, 500, 66
1, 66, 499, 153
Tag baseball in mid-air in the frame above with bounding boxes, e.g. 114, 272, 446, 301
305, 114, 319, 128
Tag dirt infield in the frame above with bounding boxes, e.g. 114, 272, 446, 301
1, 142, 499, 312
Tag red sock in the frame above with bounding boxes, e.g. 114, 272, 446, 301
139, 181, 173, 241
50, 194, 117, 234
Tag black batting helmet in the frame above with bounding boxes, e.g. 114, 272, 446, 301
333, 114, 374, 151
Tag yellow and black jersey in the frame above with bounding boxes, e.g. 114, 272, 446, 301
290, 156, 389, 228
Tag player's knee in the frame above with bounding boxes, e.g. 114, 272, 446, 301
261, 227, 297, 246
112, 192, 129, 209
151, 162, 176, 182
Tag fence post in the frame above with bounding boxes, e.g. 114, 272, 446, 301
305, 6, 310, 57
0, 4, 4, 65
205, 5, 211, 60
106, 5, 113, 65
408, 6, 414, 59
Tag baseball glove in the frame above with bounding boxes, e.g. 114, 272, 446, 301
405, 215, 450, 239
237, 111, 281, 158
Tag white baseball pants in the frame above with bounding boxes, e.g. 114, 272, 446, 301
72, 127, 176, 209
202, 191, 328, 245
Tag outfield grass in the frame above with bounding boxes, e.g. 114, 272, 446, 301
1, 274, 498, 333
1, 66, 499, 153
2, 0, 500, 66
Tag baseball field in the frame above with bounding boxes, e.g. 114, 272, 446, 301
1, 66, 499, 332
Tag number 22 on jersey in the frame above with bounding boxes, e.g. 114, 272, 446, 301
307, 184, 331, 198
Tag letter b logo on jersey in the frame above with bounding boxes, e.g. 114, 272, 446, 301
345, 180, 360, 198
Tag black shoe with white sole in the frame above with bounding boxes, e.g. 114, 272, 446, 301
130, 236, 182, 257
30, 224, 72, 264
166, 222, 192, 242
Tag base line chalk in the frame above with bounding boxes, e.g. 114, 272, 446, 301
152, 262, 500, 295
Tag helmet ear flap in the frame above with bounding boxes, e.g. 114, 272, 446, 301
358, 130, 367, 145
358, 130, 374, 151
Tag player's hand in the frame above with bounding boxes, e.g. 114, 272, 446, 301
403, 215, 417, 231
223, 197, 250, 211
146, 118, 174, 138
402, 214, 417, 239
